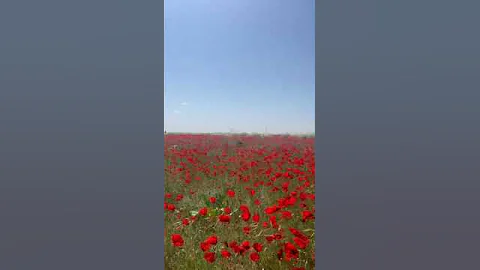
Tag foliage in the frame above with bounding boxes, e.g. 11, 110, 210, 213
165, 134, 315, 270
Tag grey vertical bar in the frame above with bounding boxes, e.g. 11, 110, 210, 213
316, 0, 480, 269
0, 0, 164, 269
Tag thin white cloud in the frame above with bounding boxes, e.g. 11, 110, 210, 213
180, 101, 188, 106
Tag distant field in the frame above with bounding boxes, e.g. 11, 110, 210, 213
164, 134, 315, 269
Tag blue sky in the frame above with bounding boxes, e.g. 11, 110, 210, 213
165, 0, 315, 134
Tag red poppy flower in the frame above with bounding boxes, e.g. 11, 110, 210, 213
239, 205, 250, 213
199, 207, 208, 216
231, 246, 242, 255
227, 190, 235, 197
182, 218, 189, 226
281, 211, 293, 219
282, 182, 290, 192
284, 242, 299, 261
167, 204, 175, 211
224, 207, 232, 214
219, 215, 231, 223
241, 211, 251, 222
269, 215, 278, 228
252, 213, 260, 222
205, 235, 218, 245
243, 226, 250, 235
286, 196, 297, 206
265, 205, 279, 215
204, 252, 215, 263
266, 235, 275, 243
250, 252, 260, 262
241, 241, 250, 250
253, 242, 263, 252
229, 241, 238, 249
277, 248, 284, 260
302, 210, 314, 222
209, 197, 216, 204
294, 237, 310, 249
230, 242, 241, 254
171, 234, 184, 247
289, 228, 309, 241
221, 249, 231, 258
200, 242, 211, 252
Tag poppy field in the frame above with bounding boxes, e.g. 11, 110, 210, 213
164, 134, 315, 269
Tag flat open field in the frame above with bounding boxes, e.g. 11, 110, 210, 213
164, 134, 315, 270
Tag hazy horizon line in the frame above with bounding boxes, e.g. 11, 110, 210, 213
164, 131, 315, 136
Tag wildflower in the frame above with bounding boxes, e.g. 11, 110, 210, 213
205, 235, 218, 245
265, 205, 279, 215
253, 243, 263, 252
199, 207, 208, 216
241, 211, 251, 222
281, 211, 293, 220
171, 234, 184, 247
240, 205, 251, 221
284, 242, 299, 261
277, 248, 284, 260
302, 210, 314, 222
200, 242, 211, 252
221, 249, 231, 258
167, 204, 175, 211
219, 215, 231, 223
266, 235, 275, 243
252, 213, 260, 223
227, 190, 235, 198
289, 228, 309, 241
250, 252, 260, 262
294, 237, 310, 249
229, 241, 239, 251
204, 252, 216, 263
239, 205, 250, 212
269, 215, 278, 228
